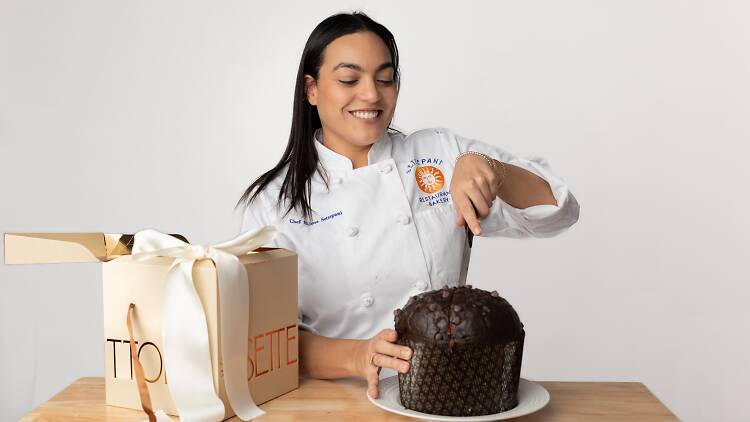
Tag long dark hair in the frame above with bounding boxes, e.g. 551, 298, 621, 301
235, 11, 401, 220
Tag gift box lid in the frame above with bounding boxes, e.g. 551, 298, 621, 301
3, 233, 188, 264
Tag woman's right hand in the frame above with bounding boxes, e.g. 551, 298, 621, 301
353, 328, 412, 399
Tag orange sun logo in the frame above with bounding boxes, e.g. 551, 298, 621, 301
415, 166, 445, 194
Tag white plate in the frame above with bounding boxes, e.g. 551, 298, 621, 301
367, 376, 550, 421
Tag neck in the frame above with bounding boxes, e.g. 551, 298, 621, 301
320, 128, 372, 169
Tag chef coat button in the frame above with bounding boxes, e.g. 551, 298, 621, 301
346, 226, 359, 237
361, 294, 374, 307
415, 281, 428, 291
379, 164, 393, 174
331, 177, 343, 185
398, 215, 411, 225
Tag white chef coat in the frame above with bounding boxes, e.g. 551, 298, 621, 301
239, 127, 579, 343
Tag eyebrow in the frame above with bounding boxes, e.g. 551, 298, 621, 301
332, 62, 394, 72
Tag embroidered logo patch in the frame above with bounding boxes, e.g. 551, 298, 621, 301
415, 166, 445, 194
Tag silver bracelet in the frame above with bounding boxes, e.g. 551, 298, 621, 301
455, 151, 495, 170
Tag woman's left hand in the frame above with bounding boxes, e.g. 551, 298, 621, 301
450, 154, 501, 236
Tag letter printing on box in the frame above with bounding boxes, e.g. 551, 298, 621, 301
4, 228, 298, 421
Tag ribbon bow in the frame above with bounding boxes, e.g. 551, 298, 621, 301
131, 226, 277, 422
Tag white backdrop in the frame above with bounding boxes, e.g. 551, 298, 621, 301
2, 1, 749, 420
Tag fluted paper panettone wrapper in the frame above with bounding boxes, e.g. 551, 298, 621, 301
397, 331, 524, 416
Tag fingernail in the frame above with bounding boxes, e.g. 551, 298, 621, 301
402, 363, 410, 372
403, 349, 412, 359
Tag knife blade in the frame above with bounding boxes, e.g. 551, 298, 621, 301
458, 210, 475, 285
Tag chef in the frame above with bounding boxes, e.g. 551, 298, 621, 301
237, 12, 580, 399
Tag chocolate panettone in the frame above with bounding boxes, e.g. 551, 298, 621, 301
394, 285, 525, 416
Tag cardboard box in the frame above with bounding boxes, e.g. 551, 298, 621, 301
4, 232, 299, 420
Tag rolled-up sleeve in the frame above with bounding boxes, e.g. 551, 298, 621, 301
442, 128, 580, 238
238, 191, 319, 335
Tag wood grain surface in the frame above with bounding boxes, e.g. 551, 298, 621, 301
20, 377, 678, 421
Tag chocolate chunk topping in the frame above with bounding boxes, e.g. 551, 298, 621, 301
437, 318, 448, 329
395, 285, 524, 347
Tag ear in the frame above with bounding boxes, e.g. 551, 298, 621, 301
303, 75, 318, 106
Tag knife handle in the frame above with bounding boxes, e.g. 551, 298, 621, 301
463, 203, 478, 248
465, 224, 474, 248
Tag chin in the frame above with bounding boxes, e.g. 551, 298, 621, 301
348, 127, 386, 145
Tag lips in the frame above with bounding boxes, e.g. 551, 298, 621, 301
349, 110, 382, 120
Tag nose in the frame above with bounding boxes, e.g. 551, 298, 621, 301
357, 77, 382, 103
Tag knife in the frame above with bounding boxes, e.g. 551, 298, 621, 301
458, 210, 475, 285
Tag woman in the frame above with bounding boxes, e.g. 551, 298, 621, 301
237, 12, 579, 399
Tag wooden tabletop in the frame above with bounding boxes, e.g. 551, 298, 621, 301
21, 377, 677, 421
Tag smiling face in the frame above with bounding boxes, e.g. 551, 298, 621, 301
304, 31, 398, 158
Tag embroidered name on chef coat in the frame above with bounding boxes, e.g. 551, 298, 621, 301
289, 210, 343, 226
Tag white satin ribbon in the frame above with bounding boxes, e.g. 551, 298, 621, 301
131, 226, 277, 422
